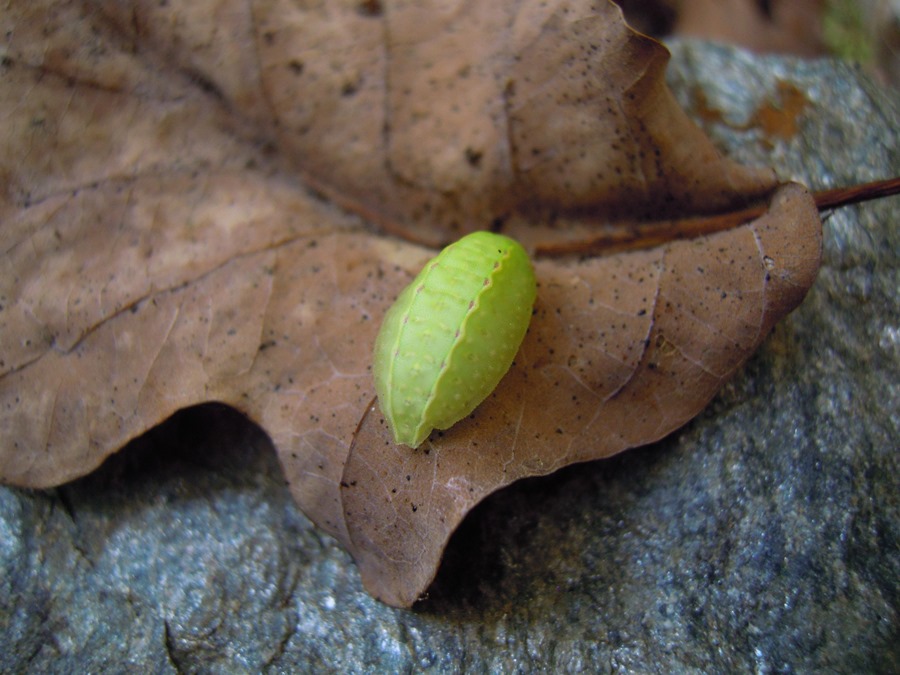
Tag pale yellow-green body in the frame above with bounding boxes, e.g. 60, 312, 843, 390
373, 232, 536, 448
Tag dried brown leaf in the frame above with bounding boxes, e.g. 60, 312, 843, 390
0, 0, 822, 606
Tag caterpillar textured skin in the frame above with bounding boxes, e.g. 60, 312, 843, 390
373, 231, 536, 448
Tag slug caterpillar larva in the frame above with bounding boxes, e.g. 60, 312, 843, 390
373, 231, 536, 448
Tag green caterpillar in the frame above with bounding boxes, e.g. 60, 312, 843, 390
373, 231, 537, 448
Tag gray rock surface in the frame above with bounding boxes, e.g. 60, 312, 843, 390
2, 41, 898, 672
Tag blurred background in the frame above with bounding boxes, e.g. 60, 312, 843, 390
614, 0, 900, 86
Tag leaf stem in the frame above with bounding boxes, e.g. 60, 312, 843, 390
534, 176, 900, 258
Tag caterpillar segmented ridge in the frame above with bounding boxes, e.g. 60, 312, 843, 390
373, 231, 537, 448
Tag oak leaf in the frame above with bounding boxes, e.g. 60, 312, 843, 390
0, 0, 821, 606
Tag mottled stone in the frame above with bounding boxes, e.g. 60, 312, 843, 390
1, 42, 898, 672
